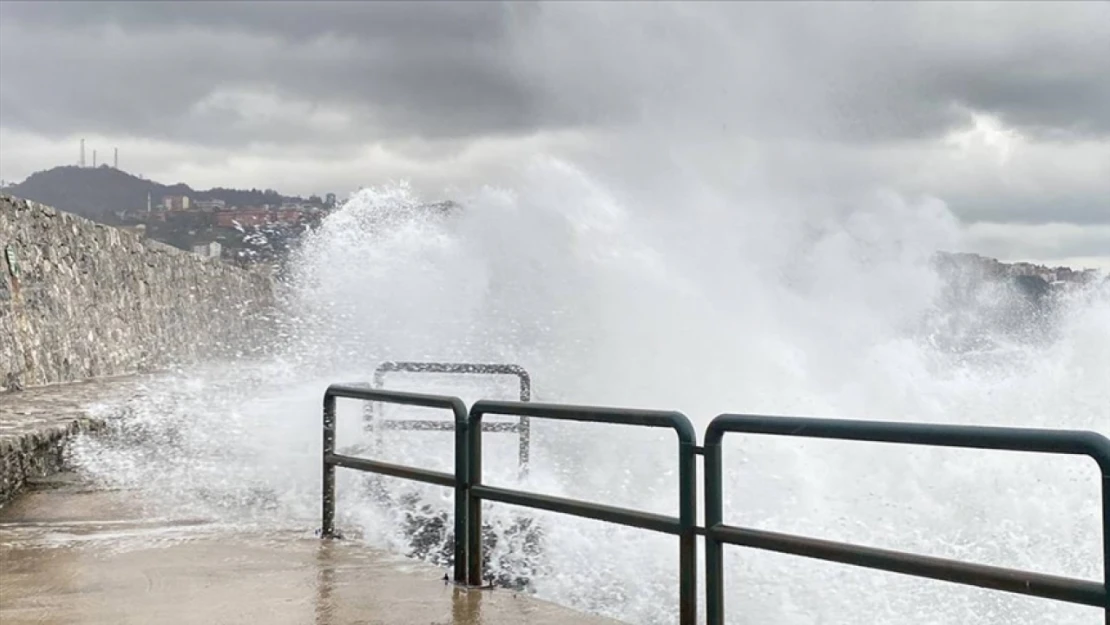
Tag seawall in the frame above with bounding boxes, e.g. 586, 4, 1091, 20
0, 194, 274, 391
1, 194, 275, 504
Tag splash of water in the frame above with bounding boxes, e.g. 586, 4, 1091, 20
70, 157, 1108, 624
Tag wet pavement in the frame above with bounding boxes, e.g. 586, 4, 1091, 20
0, 376, 145, 439
0, 477, 623, 625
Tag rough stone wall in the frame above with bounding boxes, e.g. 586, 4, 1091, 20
0, 194, 274, 391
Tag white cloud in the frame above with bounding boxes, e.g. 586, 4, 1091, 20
963, 222, 1110, 271
0, 125, 597, 199
188, 88, 357, 138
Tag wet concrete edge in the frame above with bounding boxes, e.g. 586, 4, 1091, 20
0, 413, 105, 506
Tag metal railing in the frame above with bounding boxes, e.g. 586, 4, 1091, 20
365, 361, 532, 473
321, 362, 1110, 625
703, 414, 1110, 624
322, 384, 470, 583
467, 399, 699, 623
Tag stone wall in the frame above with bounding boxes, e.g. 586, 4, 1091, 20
0, 194, 274, 391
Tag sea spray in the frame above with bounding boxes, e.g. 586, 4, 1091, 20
71, 158, 1107, 624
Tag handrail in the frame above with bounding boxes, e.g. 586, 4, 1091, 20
373, 361, 532, 400
368, 361, 533, 472
466, 399, 699, 625
320, 382, 1110, 624
322, 384, 470, 583
702, 414, 1110, 624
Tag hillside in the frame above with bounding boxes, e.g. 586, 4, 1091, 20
5, 166, 304, 220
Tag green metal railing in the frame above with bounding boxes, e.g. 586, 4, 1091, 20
467, 399, 698, 623
321, 361, 1110, 625
703, 414, 1110, 625
322, 384, 470, 583
364, 361, 532, 473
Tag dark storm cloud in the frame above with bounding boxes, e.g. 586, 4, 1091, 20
0, 1, 1107, 249
818, 3, 1110, 140
489, 2, 1110, 144
0, 1, 557, 145
0, 1, 516, 42
2, 2, 1107, 147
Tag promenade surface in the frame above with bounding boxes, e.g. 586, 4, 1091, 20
0, 378, 622, 625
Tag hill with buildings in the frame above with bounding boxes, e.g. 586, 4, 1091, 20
4, 165, 330, 222
933, 251, 1103, 291
2, 165, 465, 269
4, 165, 340, 267
3, 165, 1101, 294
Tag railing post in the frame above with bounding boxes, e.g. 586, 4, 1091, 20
518, 372, 531, 478
1102, 473, 1110, 621
678, 437, 698, 625
322, 392, 337, 538
370, 361, 533, 480
704, 430, 725, 625
454, 408, 469, 584
467, 409, 485, 586
703, 416, 1110, 622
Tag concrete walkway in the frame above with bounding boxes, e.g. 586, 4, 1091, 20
0, 476, 623, 625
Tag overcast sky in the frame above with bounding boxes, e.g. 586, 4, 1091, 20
1, 1, 1107, 269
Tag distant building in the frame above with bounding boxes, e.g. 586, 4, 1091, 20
191, 241, 222, 259
194, 198, 226, 211
163, 195, 191, 211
